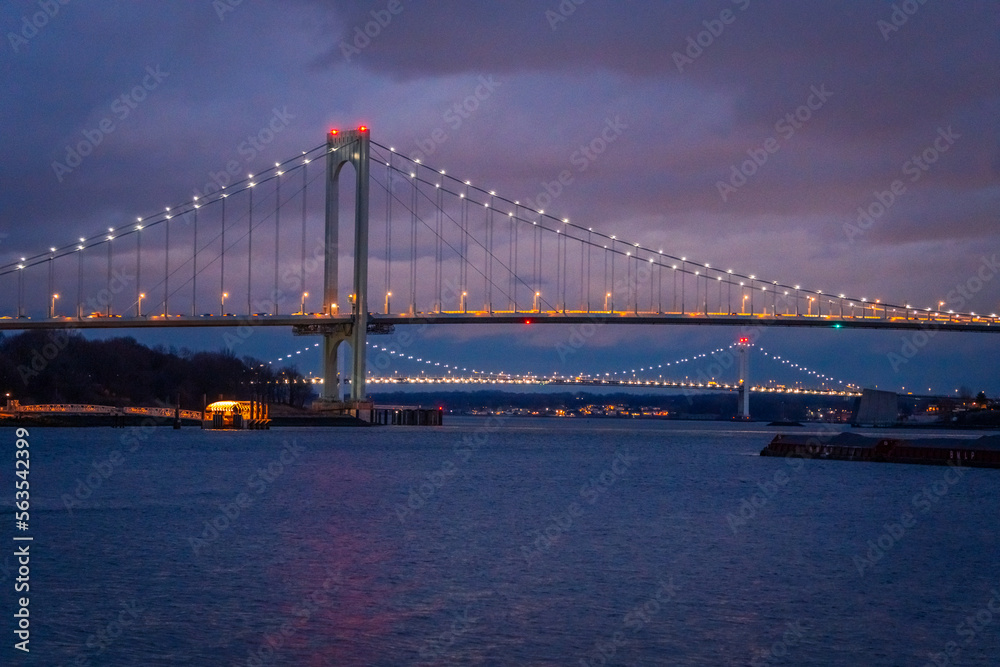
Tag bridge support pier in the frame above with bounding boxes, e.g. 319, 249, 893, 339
738, 336, 750, 420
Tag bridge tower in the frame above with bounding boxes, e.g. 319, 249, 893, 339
315, 127, 371, 408
737, 335, 751, 420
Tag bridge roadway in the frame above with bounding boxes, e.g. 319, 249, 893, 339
366, 375, 859, 396
0, 310, 997, 332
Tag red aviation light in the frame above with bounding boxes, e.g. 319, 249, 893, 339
358, 125, 368, 132
330, 129, 339, 135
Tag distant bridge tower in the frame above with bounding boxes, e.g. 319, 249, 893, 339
316, 127, 371, 408
737, 335, 751, 420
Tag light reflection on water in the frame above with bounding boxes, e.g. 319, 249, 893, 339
3, 418, 999, 665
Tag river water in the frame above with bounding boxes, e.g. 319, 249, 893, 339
2, 418, 999, 666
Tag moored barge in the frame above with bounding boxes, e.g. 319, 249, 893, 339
761, 432, 1000, 468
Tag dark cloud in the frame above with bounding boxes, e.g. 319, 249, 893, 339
0, 0, 998, 392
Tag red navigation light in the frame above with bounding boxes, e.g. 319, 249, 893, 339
525, 319, 531, 325
358, 125, 368, 132
330, 129, 339, 135
739, 336, 749, 343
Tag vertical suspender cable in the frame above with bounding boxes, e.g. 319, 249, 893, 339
164, 215, 169, 317
301, 161, 307, 292
435, 186, 443, 311
410, 168, 417, 315
537, 220, 543, 307
221, 194, 227, 314
106, 236, 112, 316
508, 210, 514, 312
487, 199, 493, 313
385, 156, 392, 310
77, 247, 83, 318
461, 185, 469, 302
513, 205, 519, 312
248, 184, 254, 315
47, 254, 53, 317
136, 228, 142, 316
192, 206, 198, 316
274, 171, 280, 315
609, 240, 615, 313
561, 233, 567, 313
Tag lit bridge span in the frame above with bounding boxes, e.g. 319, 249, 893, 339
2, 128, 996, 412
365, 375, 859, 397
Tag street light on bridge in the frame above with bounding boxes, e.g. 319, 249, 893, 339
138, 293, 145, 317
50, 293, 59, 318
300, 291, 309, 315
221, 292, 228, 316
605, 292, 612, 312
384, 291, 391, 314
533, 291, 540, 313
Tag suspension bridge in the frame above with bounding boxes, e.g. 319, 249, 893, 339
2, 128, 996, 416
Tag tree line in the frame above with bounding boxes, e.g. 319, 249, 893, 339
0, 331, 314, 409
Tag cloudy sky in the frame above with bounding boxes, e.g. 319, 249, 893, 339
1, 1, 998, 396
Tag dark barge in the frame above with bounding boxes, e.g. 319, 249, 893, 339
761, 432, 1000, 469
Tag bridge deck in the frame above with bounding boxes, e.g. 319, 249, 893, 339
0, 311, 995, 333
